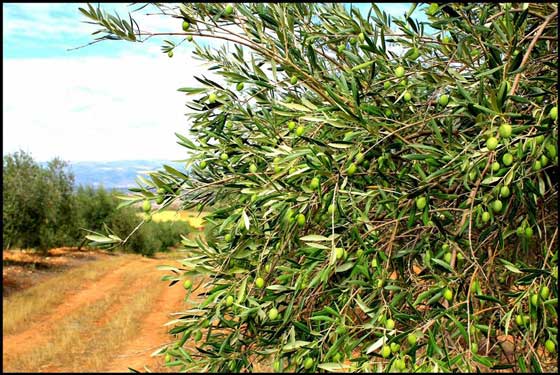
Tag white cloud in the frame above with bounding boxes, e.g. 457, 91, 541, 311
3, 50, 217, 162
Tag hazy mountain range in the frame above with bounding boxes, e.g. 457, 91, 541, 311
62, 160, 187, 191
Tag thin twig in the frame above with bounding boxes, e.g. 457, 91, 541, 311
509, 10, 558, 96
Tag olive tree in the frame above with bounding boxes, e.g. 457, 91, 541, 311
3, 151, 80, 251
80, 3, 557, 372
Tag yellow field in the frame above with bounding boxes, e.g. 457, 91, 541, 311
138, 210, 207, 228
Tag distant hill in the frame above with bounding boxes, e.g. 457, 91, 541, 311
49, 160, 187, 191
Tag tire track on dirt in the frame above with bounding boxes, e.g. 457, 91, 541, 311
32, 258, 176, 373
91, 259, 164, 328
2, 256, 145, 362
102, 273, 189, 372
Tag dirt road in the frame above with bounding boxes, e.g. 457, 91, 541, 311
3, 250, 190, 372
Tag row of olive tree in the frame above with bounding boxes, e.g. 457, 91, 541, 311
3, 150, 192, 255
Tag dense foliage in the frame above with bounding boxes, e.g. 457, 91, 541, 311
3, 151, 192, 256
81, 2, 558, 372
3, 151, 80, 251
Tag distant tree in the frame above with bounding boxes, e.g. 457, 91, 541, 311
3, 151, 79, 251
3, 151, 44, 250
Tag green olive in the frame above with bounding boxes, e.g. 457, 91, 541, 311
403, 90, 412, 102
540, 286, 550, 299
426, 3, 439, 16
268, 307, 279, 320
335, 247, 344, 259
502, 153, 513, 166
491, 199, 503, 213
395, 358, 406, 370
549, 106, 557, 121
355, 152, 365, 164
500, 185, 510, 198
498, 124, 512, 138
309, 177, 320, 190
385, 319, 395, 330
142, 200, 151, 212
303, 357, 314, 369
407, 332, 418, 345
471, 342, 478, 354
486, 137, 499, 151
443, 288, 453, 302
545, 339, 556, 353
531, 160, 542, 171
381, 345, 391, 358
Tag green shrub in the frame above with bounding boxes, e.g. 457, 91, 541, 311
121, 219, 193, 257
81, 3, 558, 373
75, 185, 119, 233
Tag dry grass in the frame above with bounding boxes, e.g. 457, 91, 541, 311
2, 255, 126, 335
3, 257, 163, 372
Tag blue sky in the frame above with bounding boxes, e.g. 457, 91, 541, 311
3, 3, 429, 162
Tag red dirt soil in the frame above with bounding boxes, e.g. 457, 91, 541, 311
2, 248, 190, 372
